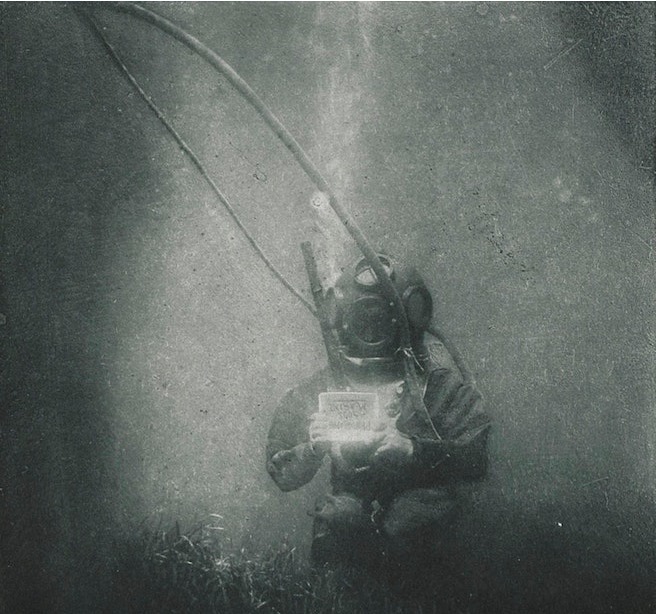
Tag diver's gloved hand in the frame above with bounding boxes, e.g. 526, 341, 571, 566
308, 412, 334, 456
267, 442, 326, 491
310, 410, 391, 471
372, 425, 414, 465
309, 411, 384, 455
268, 448, 296, 469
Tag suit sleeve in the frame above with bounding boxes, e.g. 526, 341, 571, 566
266, 387, 325, 492
410, 368, 491, 483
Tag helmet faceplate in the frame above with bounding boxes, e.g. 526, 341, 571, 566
326, 255, 433, 362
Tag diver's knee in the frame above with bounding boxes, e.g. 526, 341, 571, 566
381, 488, 459, 551
311, 494, 370, 532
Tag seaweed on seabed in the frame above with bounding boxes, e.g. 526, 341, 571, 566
105, 521, 441, 614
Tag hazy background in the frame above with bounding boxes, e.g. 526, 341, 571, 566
1, 2, 654, 612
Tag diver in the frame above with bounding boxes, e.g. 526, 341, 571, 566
265, 253, 491, 570
83, 0, 491, 574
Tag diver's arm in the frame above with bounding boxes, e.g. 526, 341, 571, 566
411, 424, 490, 481
410, 369, 491, 482
265, 389, 325, 492
266, 441, 325, 492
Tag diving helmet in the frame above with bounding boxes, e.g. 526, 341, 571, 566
325, 254, 433, 365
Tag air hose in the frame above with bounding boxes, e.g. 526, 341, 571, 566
82, 2, 477, 436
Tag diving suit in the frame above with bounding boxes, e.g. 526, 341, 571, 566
266, 254, 491, 568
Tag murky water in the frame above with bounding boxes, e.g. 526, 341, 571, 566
2, 3, 654, 611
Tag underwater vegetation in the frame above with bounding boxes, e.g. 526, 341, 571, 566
106, 522, 424, 614
106, 501, 656, 614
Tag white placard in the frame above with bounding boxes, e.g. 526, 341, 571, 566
318, 391, 381, 443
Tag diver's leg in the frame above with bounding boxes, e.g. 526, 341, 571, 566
381, 488, 460, 562
309, 494, 380, 568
